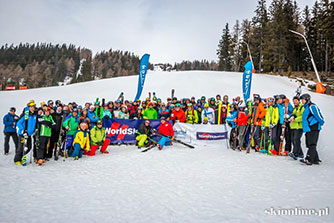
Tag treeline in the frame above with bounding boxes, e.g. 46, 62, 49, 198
153, 60, 218, 71
217, 0, 334, 76
0, 43, 141, 88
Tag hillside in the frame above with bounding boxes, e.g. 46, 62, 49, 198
0, 71, 333, 223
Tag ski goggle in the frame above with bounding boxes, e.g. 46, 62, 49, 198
267, 97, 274, 102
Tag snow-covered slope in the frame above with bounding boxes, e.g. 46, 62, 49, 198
0, 71, 333, 223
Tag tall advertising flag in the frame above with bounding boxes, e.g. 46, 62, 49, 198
242, 61, 253, 102
134, 54, 150, 101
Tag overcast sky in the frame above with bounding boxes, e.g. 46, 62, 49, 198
0, 0, 316, 63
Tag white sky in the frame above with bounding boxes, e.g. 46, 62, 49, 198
0, 0, 316, 63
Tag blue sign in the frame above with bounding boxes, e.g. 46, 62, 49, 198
242, 61, 253, 103
134, 54, 150, 101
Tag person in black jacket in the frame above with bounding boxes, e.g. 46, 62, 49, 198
135, 119, 153, 148
48, 106, 64, 158
130, 107, 143, 119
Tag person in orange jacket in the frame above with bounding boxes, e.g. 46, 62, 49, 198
170, 103, 186, 123
251, 94, 266, 151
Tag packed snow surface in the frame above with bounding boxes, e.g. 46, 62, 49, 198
0, 71, 333, 223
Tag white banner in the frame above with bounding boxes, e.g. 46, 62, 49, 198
173, 122, 229, 146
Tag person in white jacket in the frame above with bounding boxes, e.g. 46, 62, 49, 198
202, 103, 215, 124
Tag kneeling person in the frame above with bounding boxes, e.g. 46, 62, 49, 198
72, 121, 90, 160
87, 120, 110, 155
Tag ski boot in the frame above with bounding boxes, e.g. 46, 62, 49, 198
15, 161, 22, 166
157, 144, 162, 150
288, 153, 297, 160
101, 150, 109, 154
38, 160, 43, 166
270, 149, 278, 156
300, 159, 312, 165
74, 156, 79, 160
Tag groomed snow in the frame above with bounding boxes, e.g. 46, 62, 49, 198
0, 71, 333, 223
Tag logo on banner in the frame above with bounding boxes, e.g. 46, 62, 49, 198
174, 130, 187, 139
105, 122, 136, 140
196, 132, 228, 140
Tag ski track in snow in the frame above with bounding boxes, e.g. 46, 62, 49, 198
0, 71, 333, 223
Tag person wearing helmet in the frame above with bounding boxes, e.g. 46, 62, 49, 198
171, 103, 186, 123
156, 117, 174, 150
226, 103, 238, 148
235, 105, 249, 150
185, 103, 199, 124
72, 120, 90, 160
143, 102, 158, 119
288, 96, 305, 160
263, 97, 279, 154
202, 103, 215, 124
158, 103, 170, 120
87, 119, 110, 156
62, 107, 79, 157
191, 97, 196, 105
14, 101, 37, 165
273, 94, 293, 155
251, 94, 266, 152
209, 97, 217, 110
37, 107, 56, 165
300, 93, 324, 165
3, 107, 19, 155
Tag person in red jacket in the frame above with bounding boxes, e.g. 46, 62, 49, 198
156, 117, 174, 150
235, 106, 249, 150
170, 103, 186, 123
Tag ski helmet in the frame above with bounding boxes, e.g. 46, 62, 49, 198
253, 94, 261, 101
72, 108, 78, 113
277, 94, 286, 100
293, 96, 300, 101
48, 100, 54, 105
10, 107, 16, 112
97, 120, 103, 125
300, 93, 311, 102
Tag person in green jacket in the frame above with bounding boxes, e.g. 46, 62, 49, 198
143, 102, 158, 119
289, 96, 305, 159
62, 108, 79, 156
185, 103, 198, 124
37, 107, 55, 165
262, 97, 279, 154
86, 120, 110, 156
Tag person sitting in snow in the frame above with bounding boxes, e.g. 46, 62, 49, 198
86, 120, 110, 156
136, 119, 153, 149
156, 117, 174, 150
72, 120, 90, 160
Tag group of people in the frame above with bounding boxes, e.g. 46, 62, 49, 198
3, 92, 324, 166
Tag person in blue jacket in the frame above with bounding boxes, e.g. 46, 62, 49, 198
3, 107, 19, 155
226, 103, 238, 147
273, 94, 293, 153
300, 94, 325, 165
14, 102, 37, 165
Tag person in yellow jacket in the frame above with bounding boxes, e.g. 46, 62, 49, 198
288, 96, 305, 159
185, 103, 198, 124
72, 121, 90, 160
261, 97, 279, 154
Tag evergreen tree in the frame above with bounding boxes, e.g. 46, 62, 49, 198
217, 23, 232, 71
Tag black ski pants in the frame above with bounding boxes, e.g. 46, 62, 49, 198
291, 129, 303, 157
38, 136, 50, 160
4, 132, 18, 154
14, 135, 32, 162
305, 130, 320, 163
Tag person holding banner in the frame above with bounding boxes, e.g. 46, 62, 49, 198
156, 117, 174, 150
